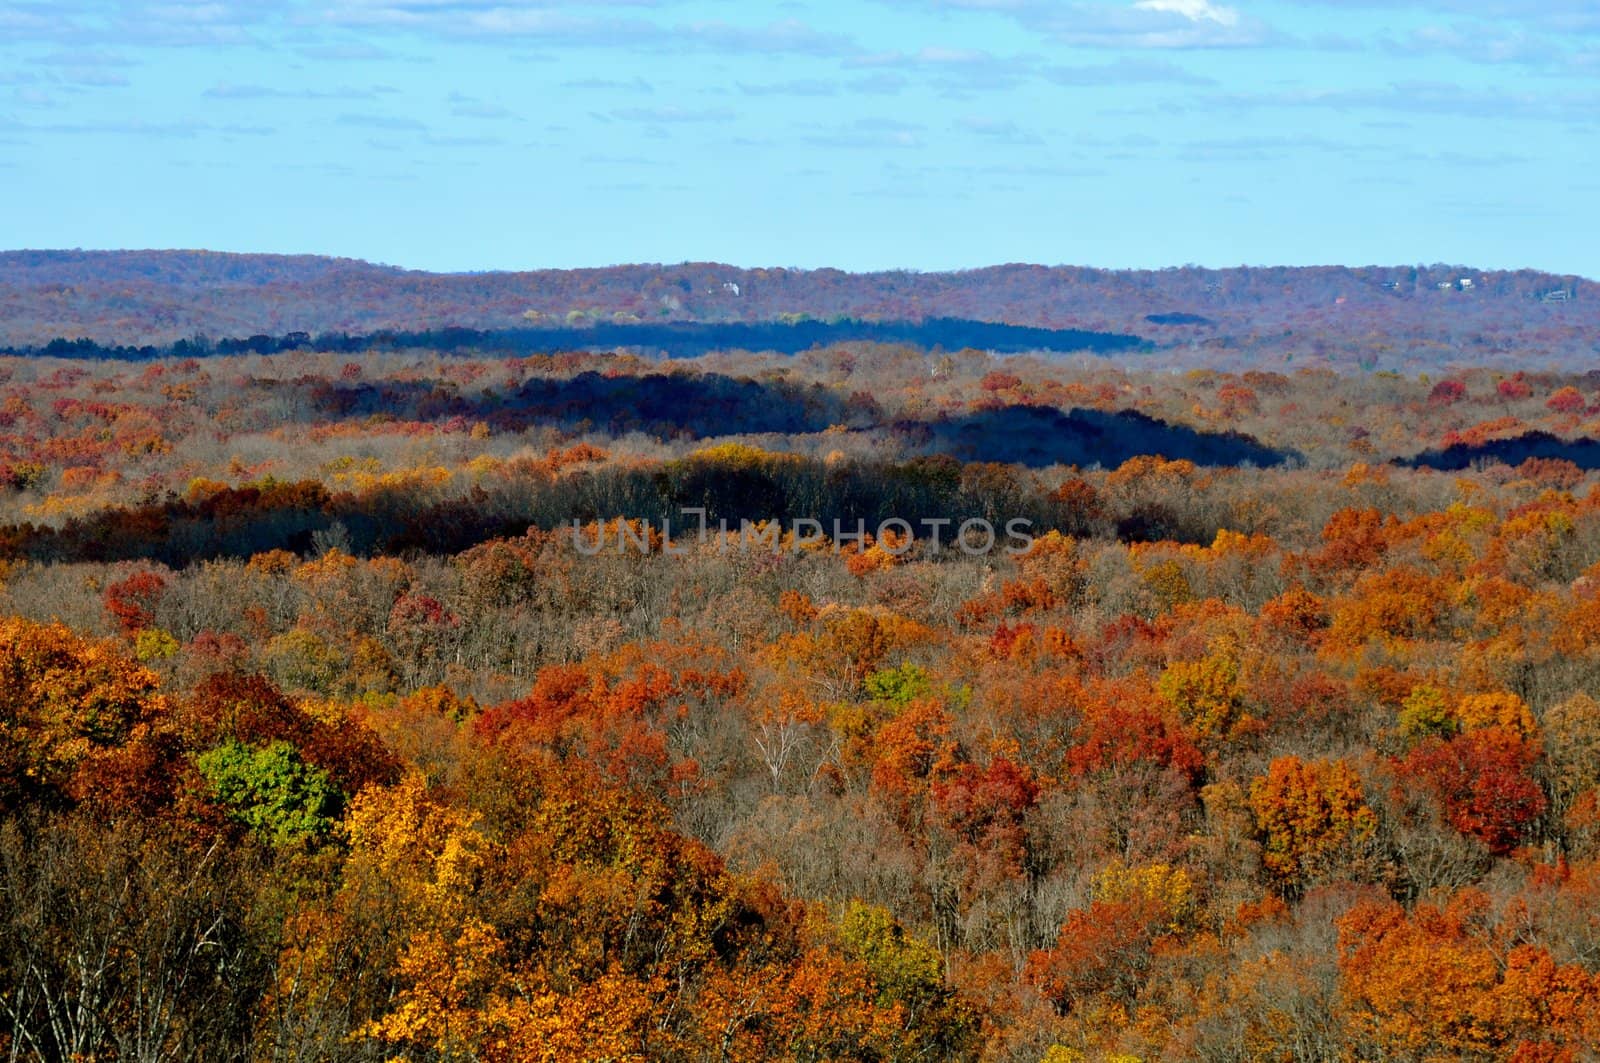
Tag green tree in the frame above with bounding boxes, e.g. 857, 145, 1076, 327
196, 739, 341, 845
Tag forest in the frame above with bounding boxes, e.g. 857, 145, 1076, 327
3, 309, 1600, 1061
3, 318, 1145, 364
0, 251, 1593, 372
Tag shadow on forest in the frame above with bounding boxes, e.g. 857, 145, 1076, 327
506, 372, 847, 437
1, 382, 1293, 565
313, 373, 1294, 470
1407, 432, 1600, 471
912, 405, 1294, 469
310, 371, 847, 438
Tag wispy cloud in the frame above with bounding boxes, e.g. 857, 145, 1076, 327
887, 0, 1276, 49
0, 115, 275, 137
1133, 0, 1240, 26
1381, 23, 1564, 68
1204, 81, 1600, 121
308, 7, 859, 57
3, 2, 863, 63
17, 48, 136, 89
423, 132, 504, 147
1175, 133, 1357, 162
738, 79, 840, 98
675, 19, 856, 58
847, 73, 910, 96
803, 117, 924, 149
295, 41, 396, 61
606, 105, 738, 124
846, 47, 1036, 94
562, 77, 655, 94
206, 83, 382, 100
581, 152, 666, 166
335, 111, 427, 130
955, 115, 1044, 144
446, 92, 517, 119
0, 0, 269, 46
1046, 57, 1216, 86
1283, 0, 1600, 36
28, 50, 135, 68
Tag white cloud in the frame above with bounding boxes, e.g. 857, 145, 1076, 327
1133, 0, 1241, 26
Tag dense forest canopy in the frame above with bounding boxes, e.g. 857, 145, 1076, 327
4, 338, 1600, 1059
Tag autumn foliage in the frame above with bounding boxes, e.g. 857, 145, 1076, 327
7, 349, 1600, 1061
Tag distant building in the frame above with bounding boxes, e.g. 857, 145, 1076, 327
1460, 278, 1474, 290
1543, 289, 1572, 303
722, 281, 741, 296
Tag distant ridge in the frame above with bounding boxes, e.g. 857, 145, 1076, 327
0, 250, 1594, 370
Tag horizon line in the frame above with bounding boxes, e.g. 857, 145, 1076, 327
2, 247, 1595, 284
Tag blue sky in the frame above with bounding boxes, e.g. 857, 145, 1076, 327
1, 0, 1596, 275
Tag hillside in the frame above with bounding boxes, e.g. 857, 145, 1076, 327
1, 250, 1594, 371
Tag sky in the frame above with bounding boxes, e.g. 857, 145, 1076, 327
1, 0, 1596, 276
